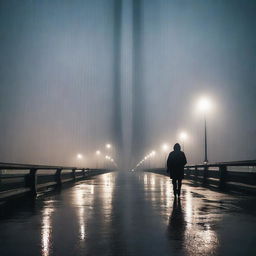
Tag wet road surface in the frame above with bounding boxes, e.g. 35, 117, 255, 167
0, 171, 256, 256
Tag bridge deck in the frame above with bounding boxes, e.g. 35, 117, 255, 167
0, 172, 255, 256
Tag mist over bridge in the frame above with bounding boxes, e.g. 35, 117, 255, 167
1, 0, 256, 255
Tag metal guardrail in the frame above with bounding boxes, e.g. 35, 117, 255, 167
185, 160, 256, 189
0, 162, 110, 198
144, 160, 256, 193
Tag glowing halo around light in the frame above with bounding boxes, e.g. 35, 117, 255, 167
77, 154, 83, 160
197, 97, 212, 113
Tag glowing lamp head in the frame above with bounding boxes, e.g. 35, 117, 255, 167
96, 150, 101, 155
180, 132, 188, 140
151, 151, 156, 157
77, 154, 83, 160
197, 97, 212, 113
106, 144, 111, 149
162, 143, 169, 151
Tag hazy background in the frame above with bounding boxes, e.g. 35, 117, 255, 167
0, 0, 255, 169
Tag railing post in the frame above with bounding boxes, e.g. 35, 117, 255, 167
29, 168, 37, 196
55, 168, 62, 186
219, 165, 227, 189
186, 167, 191, 178
185, 167, 190, 178
195, 166, 198, 180
203, 165, 208, 184
86, 168, 90, 177
82, 169, 86, 178
72, 168, 76, 181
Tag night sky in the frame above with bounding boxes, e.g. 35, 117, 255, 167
0, 0, 255, 168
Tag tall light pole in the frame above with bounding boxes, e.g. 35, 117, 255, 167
179, 132, 188, 151
77, 153, 83, 160
161, 143, 169, 167
106, 143, 115, 161
150, 151, 156, 168
105, 155, 110, 170
197, 97, 212, 163
95, 150, 101, 169
106, 143, 112, 150
204, 116, 208, 163
76, 153, 84, 167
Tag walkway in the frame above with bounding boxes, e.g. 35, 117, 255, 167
0, 172, 255, 256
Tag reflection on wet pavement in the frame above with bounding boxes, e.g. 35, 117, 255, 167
0, 172, 255, 256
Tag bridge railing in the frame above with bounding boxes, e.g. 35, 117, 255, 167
144, 160, 256, 193
185, 160, 256, 191
0, 162, 109, 199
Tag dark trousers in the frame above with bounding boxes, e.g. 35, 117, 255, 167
172, 178, 182, 196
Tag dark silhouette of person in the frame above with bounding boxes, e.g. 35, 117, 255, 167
167, 143, 187, 197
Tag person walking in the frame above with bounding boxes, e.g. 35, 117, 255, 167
167, 143, 187, 197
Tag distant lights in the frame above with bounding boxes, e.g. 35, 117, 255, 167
106, 144, 112, 149
77, 153, 83, 159
133, 150, 157, 171
150, 151, 156, 156
162, 143, 169, 151
179, 132, 188, 140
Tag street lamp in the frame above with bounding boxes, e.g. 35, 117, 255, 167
149, 151, 156, 168
106, 144, 111, 149
150, 150, 156, 156
76, 153, 84, 167
179, 132, 188, 151
95, 150, 101, 168
161, 143, 169, 152
105, 155, 110, 169
161, 143, 169, 167
77, 153, 83, 160
197, 97, 212, 163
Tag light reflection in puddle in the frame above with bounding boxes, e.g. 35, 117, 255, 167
142, 173, 220, 255
101, 173, 115, 220
41, 203, 54, 256
183, 190, 219, 255
73, 183, 95, 242
73, 173, 115, 244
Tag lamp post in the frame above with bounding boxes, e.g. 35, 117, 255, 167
197, 97, 212, 163
77, 153, 83, 159
76, 153, 84, 167
105, 155, 110, 169
106, 143, 116, 164
204, 116, 208, 163
150, 151, 156, 168
161, 143, 169, 167
179, 132, 188, 151
106, 143, 111, 149
95, 150, 101, 168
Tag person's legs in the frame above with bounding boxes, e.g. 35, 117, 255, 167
172, 179, 177, 196
177, 179, 182, 197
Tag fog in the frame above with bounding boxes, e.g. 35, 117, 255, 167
0, 0, 255, 169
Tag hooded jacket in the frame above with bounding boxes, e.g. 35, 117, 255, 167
167, 143, 187, 179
